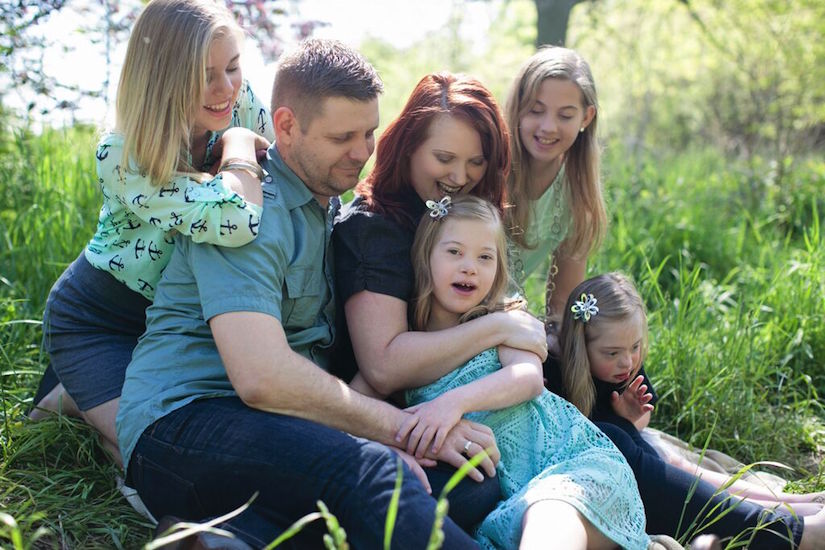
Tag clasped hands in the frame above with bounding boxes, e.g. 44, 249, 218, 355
388, 397, 500, 494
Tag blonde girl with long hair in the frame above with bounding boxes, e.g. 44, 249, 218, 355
31, 0, 274, 466
504, 45, 606, 353
398, 195, 650, 550
558, 273, 825, 549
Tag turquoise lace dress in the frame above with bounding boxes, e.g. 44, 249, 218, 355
406, 348, 650, 550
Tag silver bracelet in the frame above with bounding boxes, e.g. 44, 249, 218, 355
219, 157, 263, 180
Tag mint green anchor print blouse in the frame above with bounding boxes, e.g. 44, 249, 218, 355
84, 80, 274, 299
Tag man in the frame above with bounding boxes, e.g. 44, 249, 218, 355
116, 39, 500, 548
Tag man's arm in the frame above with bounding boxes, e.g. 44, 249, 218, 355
210, 311, 405, 445
210, 310, 499, 480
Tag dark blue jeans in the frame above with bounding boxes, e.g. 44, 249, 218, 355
596, 418, 803, 549
126, 397, 499, 548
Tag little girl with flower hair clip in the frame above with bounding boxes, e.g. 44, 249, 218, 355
558, 272, 825, 547
397, 195, 652, 550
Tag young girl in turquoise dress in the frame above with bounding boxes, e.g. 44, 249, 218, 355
30, 0, 274, 466
558, 272, 825, 548
398, 195, 650, 550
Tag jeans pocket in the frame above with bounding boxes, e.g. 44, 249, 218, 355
132, 451, 207, 519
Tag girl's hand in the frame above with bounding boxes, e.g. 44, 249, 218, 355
396, 396, 464, 458
215, 127, 271, 170
220, 127, 271, 153
496, 310, 548, 361
610, 375, 654, 423
431, 420, 500, 482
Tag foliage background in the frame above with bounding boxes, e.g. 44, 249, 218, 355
1, 0, 824, 547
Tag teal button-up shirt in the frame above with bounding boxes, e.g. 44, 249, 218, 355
116, 145, 338, 468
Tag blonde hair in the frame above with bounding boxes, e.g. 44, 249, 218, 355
559, 272, 648, 417
115, 0, 242, 186
410, 196, 516, 331
504, 46, 606, 257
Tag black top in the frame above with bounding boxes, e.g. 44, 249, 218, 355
330, 195, 427, 381
544, 357, 658, 424
591, 365, 659, 425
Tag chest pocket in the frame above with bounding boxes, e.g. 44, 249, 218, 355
282, 267, 321, 328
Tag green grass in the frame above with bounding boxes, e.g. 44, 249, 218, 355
2, 124, 824, 548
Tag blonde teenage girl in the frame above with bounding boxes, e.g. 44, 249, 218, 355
559, 272, 825, 549
31, 0, 274, 466
399, 195, 650, 550
504, 45, 605, 353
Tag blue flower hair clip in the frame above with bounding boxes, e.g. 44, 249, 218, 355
426, 196, 452, 219
571, 293, 599, 322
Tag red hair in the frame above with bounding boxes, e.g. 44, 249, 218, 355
356, 72, 510, 230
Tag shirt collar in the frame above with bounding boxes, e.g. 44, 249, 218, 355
261, 144, 316, 211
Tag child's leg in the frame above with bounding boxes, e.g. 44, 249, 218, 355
745, 499, 823, 516
520, 500, 616, 550
29, 381, 81, 420
798, 505, 825, 550
669, 455, 825, 513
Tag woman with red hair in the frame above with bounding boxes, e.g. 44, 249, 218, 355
332, 72, 549, 532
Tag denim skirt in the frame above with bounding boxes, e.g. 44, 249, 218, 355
42, 252, 151, 410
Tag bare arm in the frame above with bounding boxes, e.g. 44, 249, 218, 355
345, 290, 547, 396
211, 310, 406, 445
216, 127, 269, 208
442, 346, 544, 415
210, 310, 500, 480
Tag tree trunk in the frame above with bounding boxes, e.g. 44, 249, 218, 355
534, 0, 585, 46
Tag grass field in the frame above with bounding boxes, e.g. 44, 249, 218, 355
1, 124, 823, 548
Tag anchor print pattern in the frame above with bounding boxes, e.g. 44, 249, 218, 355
85, 79, 273, 300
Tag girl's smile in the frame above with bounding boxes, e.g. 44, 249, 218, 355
518, 78, 595, 168
193, 34, 243, 135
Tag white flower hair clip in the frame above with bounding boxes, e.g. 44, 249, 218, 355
425, 196, 452, 219
571, 293, 599, 322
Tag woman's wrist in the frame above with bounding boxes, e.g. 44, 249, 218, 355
219, 157, 263, 180
220, 127, 261, 165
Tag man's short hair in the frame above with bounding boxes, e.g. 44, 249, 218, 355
271, 38, 383, 130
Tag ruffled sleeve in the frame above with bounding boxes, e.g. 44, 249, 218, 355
333, 200, 416, 304
97, 134, 263, 248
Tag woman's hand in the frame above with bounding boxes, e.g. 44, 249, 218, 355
495, 310, 548, 361
396, 395, 464, 458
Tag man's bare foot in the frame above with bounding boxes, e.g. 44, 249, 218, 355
29, 382, 80, 420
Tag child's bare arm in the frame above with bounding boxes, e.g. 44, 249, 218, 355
349, 372, 385, 399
